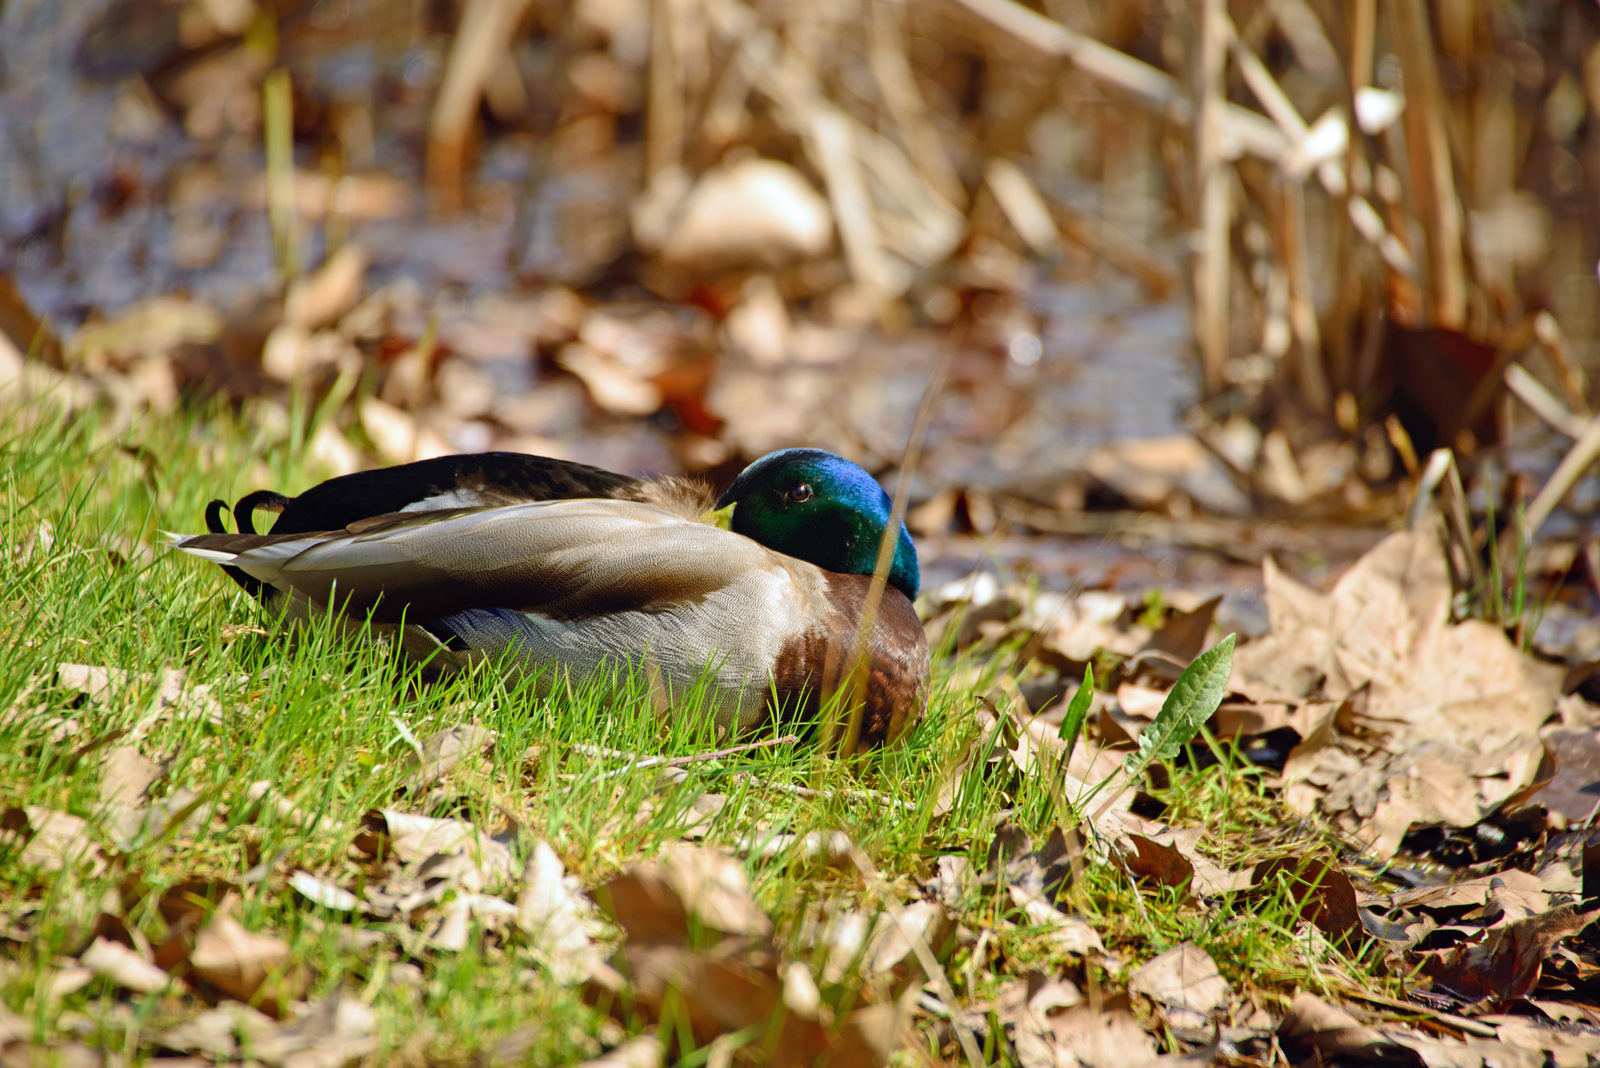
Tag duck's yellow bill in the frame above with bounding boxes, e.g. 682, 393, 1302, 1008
701, 502, 736, 530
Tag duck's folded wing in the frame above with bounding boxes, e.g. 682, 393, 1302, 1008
265, 452, 644, 534
175, 499, 788, 624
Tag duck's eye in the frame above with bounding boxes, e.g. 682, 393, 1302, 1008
787, 483, 813, 504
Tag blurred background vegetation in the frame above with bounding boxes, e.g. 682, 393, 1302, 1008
4, 0, 1600, 597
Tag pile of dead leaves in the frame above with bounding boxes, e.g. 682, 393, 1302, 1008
919, 513, 1600, 1064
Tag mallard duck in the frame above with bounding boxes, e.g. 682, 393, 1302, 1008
174, 449, 928, 748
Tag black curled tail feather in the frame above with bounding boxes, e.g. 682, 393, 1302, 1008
234, 490, 290, 535
204, 491, 289, 599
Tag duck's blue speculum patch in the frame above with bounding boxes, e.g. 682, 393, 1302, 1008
716, 448, 920, 601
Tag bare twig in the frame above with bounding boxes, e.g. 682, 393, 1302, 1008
729, 772, 918, 812
571, 735, 802, 779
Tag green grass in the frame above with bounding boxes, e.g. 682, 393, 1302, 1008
0, 393, 1385, 1066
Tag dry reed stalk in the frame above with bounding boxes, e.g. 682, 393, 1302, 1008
1048, 203, 1178, 298
647, 0, 684, 177
854, 131, 965, 268
427, 0, 534, 213
1349, 0, 1376, 92
1223, 15, 1331, 410
984, 159, 1060, 259
700, 0, 956, 294
869, 0, 966, 208
263, 69, 299, 282
1408, 449, 1485, 594
1525, 417, 1600, 542
946, 0, 1288, 160
810, 110, 902, 302
1506, 364, 1587, 440
1194, 0, 1230, 393
1391, 0, 1468, 329
1280, 179, 1328, 412
1533, 311, 1591, 416
1327, 0, 1379, 397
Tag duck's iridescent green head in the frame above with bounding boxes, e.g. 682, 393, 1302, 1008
714, 448, 920, 600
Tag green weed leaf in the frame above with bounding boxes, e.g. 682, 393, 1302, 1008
1118, 633, 1235, 783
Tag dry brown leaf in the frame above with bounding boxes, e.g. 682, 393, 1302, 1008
284, 244, 368, 331
425, 893, 518, 951
100, 745, 165, 807
1477, 1013, 1600, 1065
0, 1039, 104, 1068
593, 843, 771, 945
633, 158, 833, 268
288, 871, 363, 913
80, 936, 170, 994
1005, 974, 1088, 1068
52, 664, 223, 734
250, 989, 378, 1068
363, 809, 516, 891
609, 942, 908, 1066
1128, 942, 1231, 1029
358, 396, 451, 464
1045, 1004, 1161, 1067
516, 840, 604, 984
398, 723, 495, 794
577, 1034, 665, 1068
1235, 527, 1563, 856
1, 806, 99, 873
185, 913, 300, 1012
1142, 594, 1223, 663
1420, 906, 1597, 1010
1008, 887, 1107, 960
1251, 856, 1360, 940
1372, 868, 1551, 917
1121, 826, 1251, 898
863, 901, 949, 975
157, 1003, 276, 1059
1277, 992, 1400, 1061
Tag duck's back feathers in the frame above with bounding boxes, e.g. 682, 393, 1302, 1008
253, 452, 666, 535
202, 453, 718, 598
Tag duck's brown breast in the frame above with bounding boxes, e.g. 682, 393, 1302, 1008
771, 572, 930, 749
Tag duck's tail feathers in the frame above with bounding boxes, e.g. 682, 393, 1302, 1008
168, 533, 242, 565
192, 489, 290, 599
